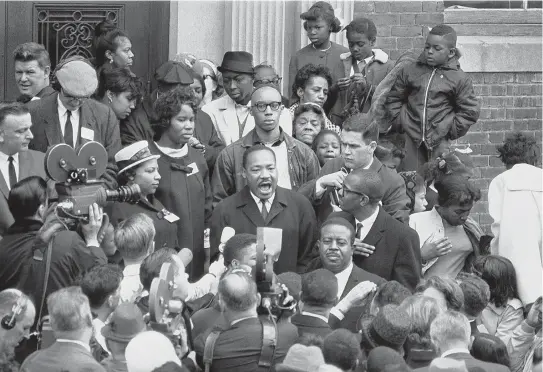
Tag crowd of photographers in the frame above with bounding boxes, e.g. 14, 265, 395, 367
0, 6, 541, 372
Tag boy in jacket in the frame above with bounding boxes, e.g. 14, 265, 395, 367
386, 24, 480, 172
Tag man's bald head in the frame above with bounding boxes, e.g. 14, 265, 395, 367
251, 85, 281, 103
218, 270, 259, 312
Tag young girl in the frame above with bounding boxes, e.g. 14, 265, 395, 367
288, 2, 347, 105
312, 129, 340, 166
472, 255, 524, 347
399, 171, 428, 215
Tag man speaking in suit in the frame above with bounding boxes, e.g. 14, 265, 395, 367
27, 56, 121, 188
331, 169, 421, 292
0, 102, 46, 236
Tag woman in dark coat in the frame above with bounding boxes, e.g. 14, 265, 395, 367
150, 86, 212, 280
109, 141, 179, 250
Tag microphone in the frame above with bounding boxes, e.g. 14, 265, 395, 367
177, 248, 193, 267
219, 227, 235, 254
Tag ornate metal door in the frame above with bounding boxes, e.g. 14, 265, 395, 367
0, 1, 170, 100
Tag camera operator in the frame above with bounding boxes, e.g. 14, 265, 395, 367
0, 289, 35, 372
193, 269, 298, 372
0, 176, 107, 317
20, 286, 106, 372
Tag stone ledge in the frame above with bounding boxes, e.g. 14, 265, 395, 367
457, 36, 542, 73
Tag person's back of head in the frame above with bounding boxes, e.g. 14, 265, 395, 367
79, 264, 123, 311
47, 286, 93, 341
323, 329, 360, 371
298, 333, 324, 348
497, 131, 540, 168
301, 269, 338, 311
151, 361, 188, 372
470, 333, 510, 368
7, 175, 47, 222
415, 276, 464, 312
370, 280, 412, 316
139, 248, 178, 291
399, 294, 442, 350
366, 346, 409, 372
0, 288, 35, 361
222, 233, 257, 268
218, 269, 259, 316
429, 310, 470, 354
276, 343, 325, 372
455, 272, 490, 320
278, 272, 302, 304
422, 151, 474, 184
347, 169, 385, 205
471, 255, 520, 308
126, 331, 181, 372
114, 213, 155, 263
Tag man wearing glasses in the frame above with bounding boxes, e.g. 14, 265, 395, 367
211, 85, 320, 206
27, 56, 121, 188
329, 169, 421, 292
253, 64, 289, 107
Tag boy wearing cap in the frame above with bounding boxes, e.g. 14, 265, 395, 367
27, 56, 121, 188
386, 24, 480, 172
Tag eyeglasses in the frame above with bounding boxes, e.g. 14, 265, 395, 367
254, 77, 282, 86
338, 186, 367, 198
254, 102, 282, 112
62, 90, 89, 103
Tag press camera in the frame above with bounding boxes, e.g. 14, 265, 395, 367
44, 141, 140, 219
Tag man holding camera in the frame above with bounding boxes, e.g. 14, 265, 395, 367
193, 269, 298, 372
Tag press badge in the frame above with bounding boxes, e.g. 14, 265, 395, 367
159, 209, 179, 223
81, 127, 94, 141
187, 162, 199, 176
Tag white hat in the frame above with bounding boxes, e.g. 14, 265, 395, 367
114, 141, 160, 175
126, 331, 181, 372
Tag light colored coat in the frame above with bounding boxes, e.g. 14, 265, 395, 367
489, 163, 543, 305
201, 94, 292, 146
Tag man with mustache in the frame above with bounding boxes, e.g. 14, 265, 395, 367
212, 85, 320, 206
210, 143, 318, 274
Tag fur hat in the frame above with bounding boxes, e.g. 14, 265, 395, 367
360, 305, 411, 353
55, 56, 98, 97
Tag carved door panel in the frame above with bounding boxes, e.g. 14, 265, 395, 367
0, 1, 169, 100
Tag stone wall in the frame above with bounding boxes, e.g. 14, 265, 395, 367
353, 1, 543, 232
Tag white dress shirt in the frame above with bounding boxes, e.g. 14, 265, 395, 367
335, 261, 354, 298
120, 263, 143, 303
0, 151, 18, 190
441, 348, 470, 358
250, 191, 275, 215
355, 206, 380, 241
350, 55, 375, 76
301, 311, 329, 323
92, 318, 109, 353
56, 339, 91, 352
57, 96, 79, 147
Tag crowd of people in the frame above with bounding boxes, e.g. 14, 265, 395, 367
0, 2, 540, 372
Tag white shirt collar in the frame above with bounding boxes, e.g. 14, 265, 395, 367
441, 348, 470, 358
301, 311, 329, 323
154, 142, 188, 158
364, 157, 373, 170
0, 151, 18, 163
356, 206, 380, 229
57, 95, 79, 118
56, 338, 91, 352
250, 191, 275, 210
231, 315, 258, 326
123, 263, 141, 277
334, 261, 354, 298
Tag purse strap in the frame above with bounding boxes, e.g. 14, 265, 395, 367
36, 236, 54, 326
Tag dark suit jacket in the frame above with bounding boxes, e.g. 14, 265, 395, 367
298, 156, 410, 226
413, 352, 510, 372
27, 92, 121, 188
194, 317, 299, 372
291, 313, 332, 339
210, 186, 318, 274
20, 340, 106, 372
330, 208, 422, 292
0, 150, 46, 237
121, 94, 225, 172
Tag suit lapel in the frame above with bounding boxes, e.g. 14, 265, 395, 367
362, 208, 386, 247
79, 101, 97, 146
340, 267, 360, 300
266, 188, 287, 224
18, 151, 30, 180
44, 95, 63, 147
238, 188, 265, 226
219, 97, 236, 144
0, 171, 9, 200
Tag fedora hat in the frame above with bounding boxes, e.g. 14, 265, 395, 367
217, 51, 254, 75
360, 305, 411, 353
101, 303, 146, 343
115, 140, 160, 175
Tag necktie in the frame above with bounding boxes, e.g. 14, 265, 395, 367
261, 199, 269, 221
7, 156, 16, 188
64, 110, 74, 147
355, 222, 363, 240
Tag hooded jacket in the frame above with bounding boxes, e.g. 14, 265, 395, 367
386, 52, 480, 149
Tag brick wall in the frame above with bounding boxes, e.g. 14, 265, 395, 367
354, 1, 543, 233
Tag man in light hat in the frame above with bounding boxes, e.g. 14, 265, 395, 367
201, 51, 293, 146
100, 303, 147, 372
27, 56, 121, 188
126, 331, 182, 372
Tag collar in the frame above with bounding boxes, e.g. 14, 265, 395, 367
250, 190, 275, 208
356, 206, 380, 227
231, 315, 258, 326
441, 348, 470, 358
6, 218, 43, 234
488, 298, 524, 314
335, 260, 354, 279
0, 151, 18, 163
123, 263, 141, 277
301, 311, 329, 323
154, 142, 188, 158
56, 338, 91, 353
364, 157, 373, 170
251, 128, 285, 147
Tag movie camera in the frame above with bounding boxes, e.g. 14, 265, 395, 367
44, 141, 141, 219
